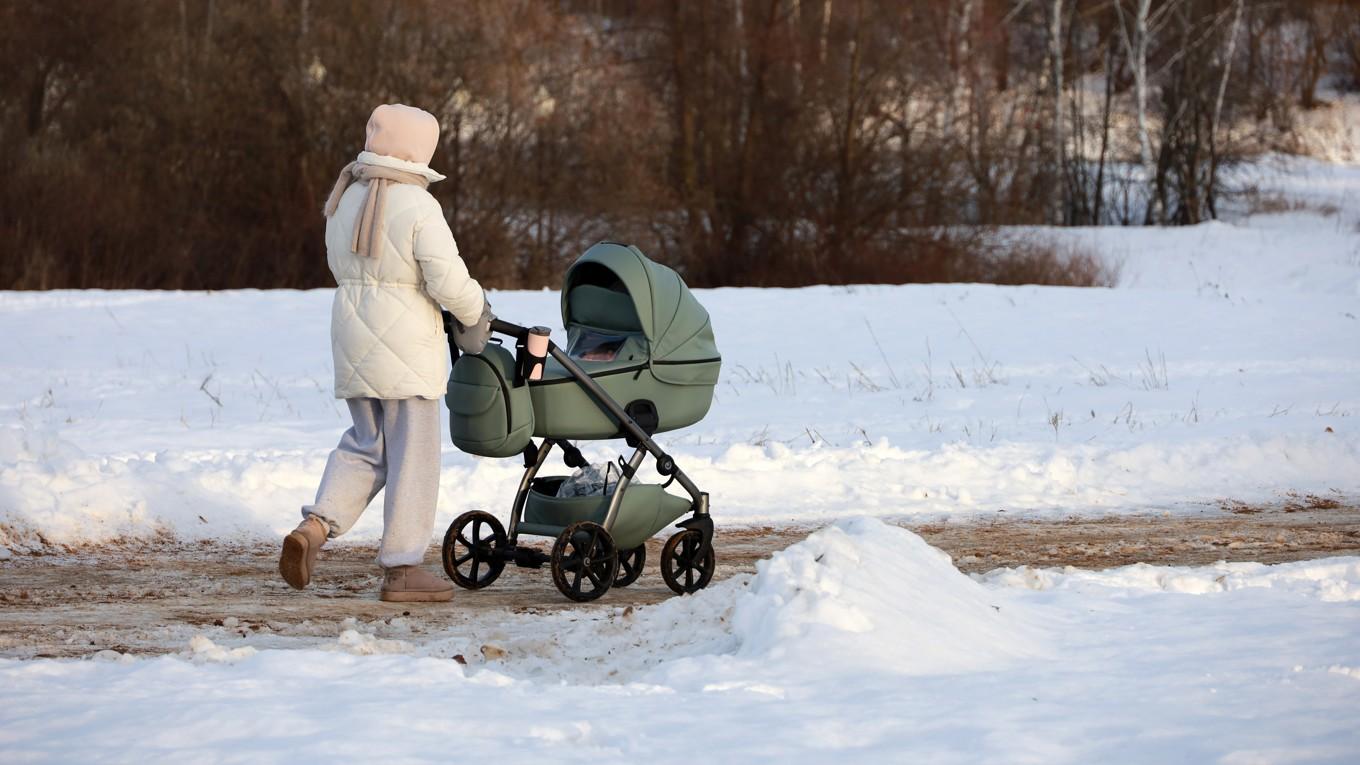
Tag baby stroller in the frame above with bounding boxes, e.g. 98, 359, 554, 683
440, 242, 721, 602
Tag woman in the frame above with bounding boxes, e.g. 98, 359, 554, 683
279, 103, 491, 602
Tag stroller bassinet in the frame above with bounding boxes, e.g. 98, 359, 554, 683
532, 242, 721, 438
441, 242, 721, 602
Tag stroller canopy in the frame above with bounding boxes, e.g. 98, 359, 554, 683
562, 242, 719, 384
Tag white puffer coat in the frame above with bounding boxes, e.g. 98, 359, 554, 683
325, 158, 484, 400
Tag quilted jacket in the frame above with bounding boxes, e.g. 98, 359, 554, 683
325, 168, 485, 400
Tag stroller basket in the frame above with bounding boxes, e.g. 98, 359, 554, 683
520, 477, 693, 552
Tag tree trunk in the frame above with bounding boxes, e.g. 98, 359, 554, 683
1114, 0, 1159, 224
1048, 0, 1065, 225
25, 65, 48, 137
1207, 0, 1245, 221
668, 0, 703, 272
1300, 8, 1327, 110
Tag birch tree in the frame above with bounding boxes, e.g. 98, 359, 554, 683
1048, 0, 1065, 225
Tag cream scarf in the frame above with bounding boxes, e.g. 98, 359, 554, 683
323, 161, 430, 258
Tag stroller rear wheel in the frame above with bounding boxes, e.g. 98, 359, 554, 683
660, 529, 715, 595
550, 522, 618, 602
614, 544, 647, 588
442, 511, 507, 589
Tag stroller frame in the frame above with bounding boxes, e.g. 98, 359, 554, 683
442, 315, 714, 602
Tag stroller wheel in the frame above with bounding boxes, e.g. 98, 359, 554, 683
442, 511, 507, 589
614, 545, 647, 588
661, 530, 715, 595
550, 522, 618, 602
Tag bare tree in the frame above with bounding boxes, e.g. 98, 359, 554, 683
1113, 0, 1164, 223
2, 0, 1349, 291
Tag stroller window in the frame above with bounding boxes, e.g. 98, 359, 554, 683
569, 330, 627, 362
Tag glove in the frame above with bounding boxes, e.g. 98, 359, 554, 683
452, 298, 494, 355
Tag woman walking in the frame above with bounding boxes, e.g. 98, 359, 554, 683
279, 104, 491, 602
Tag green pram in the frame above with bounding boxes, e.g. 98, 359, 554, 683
440, 242, 721, 601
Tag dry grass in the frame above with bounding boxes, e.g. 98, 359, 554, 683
979, 236, 1119, 288
815, 230, 1117, 289
1239, 186, 1341, 218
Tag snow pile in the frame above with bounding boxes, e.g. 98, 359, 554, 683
983, 555, 1360, 602
451, 519, 1040, 685
724, 517, 1041, 674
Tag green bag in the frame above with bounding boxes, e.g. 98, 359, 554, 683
446, 343, 535, 458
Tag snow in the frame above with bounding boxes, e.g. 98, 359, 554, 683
982, 555, 1360, 602
664, 517, 1044, 678
2, 155, 1358, 761
2, 519, 1357, 762
1033, 157, 1360, 296
2, 162, 1359, 550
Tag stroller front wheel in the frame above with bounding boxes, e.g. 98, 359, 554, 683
550, 522, 618, 602
661, 529, 715, 595
442, 511, 507, 589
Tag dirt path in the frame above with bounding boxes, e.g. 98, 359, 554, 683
3, 498, 1358, 659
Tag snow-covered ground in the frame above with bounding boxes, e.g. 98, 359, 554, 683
3, 519, 1358, 763
2, 157, 1358, 551
2, 157, 1359, 762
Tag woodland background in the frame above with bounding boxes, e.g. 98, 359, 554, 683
2, 0, 1357, 290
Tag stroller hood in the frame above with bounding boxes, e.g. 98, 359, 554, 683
561, 242, 720, 386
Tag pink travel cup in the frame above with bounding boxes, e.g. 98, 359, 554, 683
526, 327, 550, 381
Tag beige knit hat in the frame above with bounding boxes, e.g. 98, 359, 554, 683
321, 103, 446, 254
362, 104, 443, 180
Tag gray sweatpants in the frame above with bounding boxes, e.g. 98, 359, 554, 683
302, 397, 442, 568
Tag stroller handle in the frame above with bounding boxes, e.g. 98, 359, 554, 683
489, 317, 529, 338
438, 311, 530, 340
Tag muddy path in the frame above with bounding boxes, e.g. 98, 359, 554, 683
3, 498, 1358, 659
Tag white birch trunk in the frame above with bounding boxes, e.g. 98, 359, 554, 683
1133, 0, 1152, 173
1113, 0, 1157, 221
1213, 0, 1244, 133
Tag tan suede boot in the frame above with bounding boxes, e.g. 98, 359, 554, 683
380, 566, 454, 603
279, 516, 329, 590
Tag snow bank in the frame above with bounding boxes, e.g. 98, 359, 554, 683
983, 555, 1360, 602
